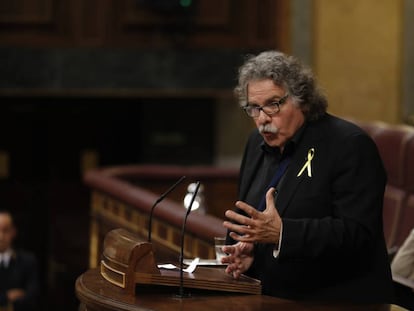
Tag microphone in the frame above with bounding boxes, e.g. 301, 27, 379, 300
148, 175, 186, 242
177, 181, 200, 298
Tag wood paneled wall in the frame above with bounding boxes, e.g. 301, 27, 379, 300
0, 0, 287, 48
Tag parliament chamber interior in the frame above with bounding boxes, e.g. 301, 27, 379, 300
1, 1, 414, 310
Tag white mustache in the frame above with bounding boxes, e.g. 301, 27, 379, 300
259, 124, 279, 134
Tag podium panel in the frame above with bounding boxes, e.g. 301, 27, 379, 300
76, 269, 394, 311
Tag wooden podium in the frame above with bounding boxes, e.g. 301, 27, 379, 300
99, 228, 261, 296
76, 228, 398, 311
76, 268, 394, 311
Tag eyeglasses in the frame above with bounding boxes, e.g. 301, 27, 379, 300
243, 94, 289, 118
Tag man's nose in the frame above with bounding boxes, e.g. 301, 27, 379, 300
257, 109, 271, 122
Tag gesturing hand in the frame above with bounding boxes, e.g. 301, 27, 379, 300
221, 241, 254, 279
223, 187, 282, 244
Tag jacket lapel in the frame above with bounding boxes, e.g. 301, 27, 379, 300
276, 120, 325, 215
276, 146, 309, 215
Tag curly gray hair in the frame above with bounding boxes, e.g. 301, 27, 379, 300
234, 51, 327, 121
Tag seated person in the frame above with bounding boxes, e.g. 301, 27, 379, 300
0, 209, 40, 311
391, 228, 414, 310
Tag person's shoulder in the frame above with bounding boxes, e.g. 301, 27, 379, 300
311, 114, 381, 158
14, 249, 37, 264
312, 113, 369, 138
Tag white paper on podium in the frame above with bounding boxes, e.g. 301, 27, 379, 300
157, 257, 199, 273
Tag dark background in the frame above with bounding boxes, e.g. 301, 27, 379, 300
0, 0, 287, 309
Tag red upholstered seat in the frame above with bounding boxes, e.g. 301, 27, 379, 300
371, 125, 414, 188
403, 135, 414, 194
349, 119, 414, 250
383, 185, 405, 248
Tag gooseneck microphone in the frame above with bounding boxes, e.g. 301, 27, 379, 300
177, 181, 200, 298
148, 175, 186, 242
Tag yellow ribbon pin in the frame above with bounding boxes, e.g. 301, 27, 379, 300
297, 148, 315, 177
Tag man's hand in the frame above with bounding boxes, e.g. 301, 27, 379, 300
223, 187, 282, 244
221, 241, 254, 279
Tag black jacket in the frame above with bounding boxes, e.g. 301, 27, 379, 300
236, 113, 393, 303
0, 249, 39, 311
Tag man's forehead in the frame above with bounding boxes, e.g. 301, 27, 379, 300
0, 213, 14, 226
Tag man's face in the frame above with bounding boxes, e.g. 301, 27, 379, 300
0, 213, 16, 252
247, 79, 305, 148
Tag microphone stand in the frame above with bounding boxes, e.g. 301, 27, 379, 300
177, 181, 200, 298
148, 175, 186, 242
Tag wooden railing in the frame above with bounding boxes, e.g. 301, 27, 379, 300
83, 165, 239, 268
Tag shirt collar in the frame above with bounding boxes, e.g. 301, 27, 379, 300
0, 248, 13, 267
